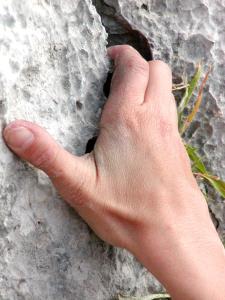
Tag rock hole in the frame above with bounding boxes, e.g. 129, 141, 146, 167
76, 100, 83, 110
92, 0, 153, 61
85, 136, 98, 153
141, 3, 148, 11
103, 72, 113, 98
209, 207, 220, 230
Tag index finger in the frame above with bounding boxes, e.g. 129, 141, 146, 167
107, 45, 149, 108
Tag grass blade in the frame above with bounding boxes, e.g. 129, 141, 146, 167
186, 144, 225, 198
181, 67, 211, 134
185, 144, 207, 173
195, 173, 225, 198
178, 64, 202, 130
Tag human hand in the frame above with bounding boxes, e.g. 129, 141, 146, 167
3, 45, 225, 299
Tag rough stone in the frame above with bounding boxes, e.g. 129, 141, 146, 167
0, 0, 225, 299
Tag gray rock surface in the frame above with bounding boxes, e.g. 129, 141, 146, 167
0, 0, 225, 299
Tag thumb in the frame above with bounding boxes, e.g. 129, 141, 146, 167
3, 120, 96, 207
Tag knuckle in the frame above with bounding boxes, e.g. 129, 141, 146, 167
125, 56, 149, 75
118, 45, 149, 75
118, 45, 135, 57
150, 60, 172, 75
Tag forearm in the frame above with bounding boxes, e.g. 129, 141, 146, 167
135, 208, 225, 299
145, 239, 225, 299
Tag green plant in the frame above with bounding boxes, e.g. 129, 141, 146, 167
176, 64, 225, 198
116, 64, 225, 300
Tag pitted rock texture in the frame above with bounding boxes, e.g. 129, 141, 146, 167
0, 0, 225, 299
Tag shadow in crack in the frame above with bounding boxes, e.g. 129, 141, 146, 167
85, 0, 153, 154
92, 0, 153, 61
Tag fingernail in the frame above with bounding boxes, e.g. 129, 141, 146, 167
4, 126, 34, 150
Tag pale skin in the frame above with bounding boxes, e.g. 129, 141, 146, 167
3, 45, 225, 299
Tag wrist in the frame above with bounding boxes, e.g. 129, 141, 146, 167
145, 237, 225, 299
130, 193, 225, 299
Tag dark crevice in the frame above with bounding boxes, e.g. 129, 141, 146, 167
92, 0, 153, 61
209, 206, 220, 230
141, 3, 148, 11
85, 136, 98, 153
93, 0, 153, 99
103, 72, 113, 98
86, 0, 153, 154
76, 100, 83, 110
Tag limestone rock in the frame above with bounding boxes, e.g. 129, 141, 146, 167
0, 0, 225, 299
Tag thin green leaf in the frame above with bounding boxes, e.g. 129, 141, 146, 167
178, 64, 202, 113
178, 64, 202, 130
185, 144, 207, 174
118, 294, 170, 300
181, 67, 211, 134
196, 173, 225, 198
